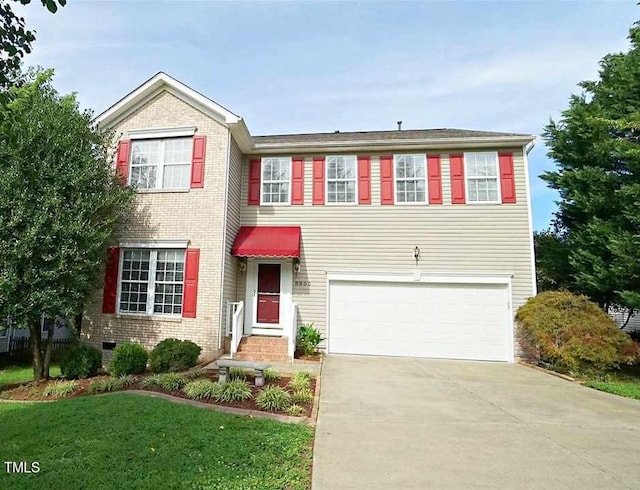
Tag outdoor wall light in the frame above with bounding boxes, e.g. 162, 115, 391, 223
414, 246, 420, 266
239, 262, 247, 273
293, 261, 301, 274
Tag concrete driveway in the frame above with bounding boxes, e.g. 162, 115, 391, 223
312, 355, 640, 489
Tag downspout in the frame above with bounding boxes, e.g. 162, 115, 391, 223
522, 139, 537, 296
217, 129, 232, 351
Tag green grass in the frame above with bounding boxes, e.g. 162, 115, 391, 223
584, 381, 640, 400
0, 363, 61, 387
0, 394, 314, 490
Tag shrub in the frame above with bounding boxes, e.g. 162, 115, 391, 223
288, 371, 312, 391
184, 368, 207, 380
515, 291, 638, 375
256, 385, 291, 411
213, 378, 253, 403
41, 380, 78, 398
149, 338, 202, 373
60, 344, 102, 380
183, 379, 217, 400
109, 343, 148, 376
286, 404, 305, 417
86, 375, 135, 395
229, 367, 247, 380
296, 322, 323, 356
264, 368, 280, 382
141, 372, 187, 391
291, 387, 313, 404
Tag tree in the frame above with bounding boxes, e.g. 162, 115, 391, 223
1, 0, 65, 87
542, 21, 640, 314
0, 70, 135, 380
533, 230, 574, 292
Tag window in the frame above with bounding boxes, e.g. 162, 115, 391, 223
118, 249, 185, 316
395, 154, 426, 203
326, 156, 357, 204
261, 157, 291, 204
465, 152, 500, 203
130, 138, 192, 190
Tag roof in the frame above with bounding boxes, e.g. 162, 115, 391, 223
231, 226, 302, 258
253, 128, 531, 145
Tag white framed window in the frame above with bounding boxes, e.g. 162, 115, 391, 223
326, 155, 357, 204
261, 157, 291, 205
394, 154, 427, 204
129, 138, 192, 190
118, 249, 185, 317
465, 152, 500, 203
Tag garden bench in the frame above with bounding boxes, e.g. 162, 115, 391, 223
216, 360, 271, 387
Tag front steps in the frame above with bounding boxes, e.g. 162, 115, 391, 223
233, 335, 289, 363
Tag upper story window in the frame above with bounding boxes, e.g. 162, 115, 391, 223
261, 157, 291, 205
326, 155, 357, 204
118, 249, 185, 317
130, 138, 192, 190
394, 154, 427, 203
465, 152, 500, 203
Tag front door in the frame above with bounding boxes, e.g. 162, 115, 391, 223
257, 264, 281, 324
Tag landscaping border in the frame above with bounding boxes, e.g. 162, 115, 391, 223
517, 361, 578, 382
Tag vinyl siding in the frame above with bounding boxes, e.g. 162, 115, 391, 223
82, 91, 230, 360
238, 148, 534, 355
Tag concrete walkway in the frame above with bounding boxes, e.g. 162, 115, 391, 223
312, 355, 640, 489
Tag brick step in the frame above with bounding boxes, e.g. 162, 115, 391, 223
233, 336, 290, 362
240, 336, 287, 346
233, 352, 290, 363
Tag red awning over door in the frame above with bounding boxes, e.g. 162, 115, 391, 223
231, 226, 301, 258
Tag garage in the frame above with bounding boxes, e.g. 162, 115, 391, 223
327, 276, 512, 362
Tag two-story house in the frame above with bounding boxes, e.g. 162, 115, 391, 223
83, 72, 536, 364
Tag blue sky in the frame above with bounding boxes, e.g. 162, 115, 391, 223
16, 0, 638, 230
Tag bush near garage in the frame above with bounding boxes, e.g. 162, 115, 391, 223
515, 291, 638, 375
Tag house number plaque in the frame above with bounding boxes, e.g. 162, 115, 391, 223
294, 280, 311, 287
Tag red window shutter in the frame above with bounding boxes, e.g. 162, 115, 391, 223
291, 157, 305, 205
248, 159, 261, 205
190, 135, 206, 188
183, 248, 200, 318
357, 156, 371, 204
312, 157, 325, 205
116, 140, 131, 184
499, 153, 516, 203
380, 155, 394, 205
450, 154, 466, 204
427, 155, 443, 204
102, 247, 120, 313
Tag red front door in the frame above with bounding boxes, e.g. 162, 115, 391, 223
257, 264, 281, 324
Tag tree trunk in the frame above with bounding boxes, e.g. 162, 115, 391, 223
621, 309, 634, 329
43, 319, 54, 379
73, 309, 83, 337
30, 319, 44, 382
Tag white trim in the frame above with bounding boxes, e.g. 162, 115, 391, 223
218, 129, 232, 350
244, 259, 292, 334
464, 151, 501, 204
393, 154, 428, 205
259, 156, 292, 206
325, 155, 358, 205
128, 127, 197, 140
325, 272, 514, 363
522, 144, 538, 296
96, 72, 240, 129
118, 240, 188, 249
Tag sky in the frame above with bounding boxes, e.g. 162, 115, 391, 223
14, 0, 638, 230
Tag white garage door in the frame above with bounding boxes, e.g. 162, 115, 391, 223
328, 280, 511, 362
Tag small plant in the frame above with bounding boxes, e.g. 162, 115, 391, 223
60, 344, 102, 379
288, 371, 312, 391
141, 372, 187, 391
149, 338, 202, 373
296, 322, 323, 356
256, 385, 291, 411
291, 387, 313, 404
229, 367, 248, 380
183, 379, 217, 400
86, 375, 135, 395
109, 342, 148, 376
184, 368, 207, 380
264, 368, 280, 382
213, 378, 253, 402
286, 404, 305, 417
41, 380, 78, 398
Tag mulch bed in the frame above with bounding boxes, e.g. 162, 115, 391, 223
0, 371, 316, 417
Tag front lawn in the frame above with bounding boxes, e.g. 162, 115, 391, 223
583, 380, 640, 400
0, 363, 60, 387
0, 394, 314, 489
